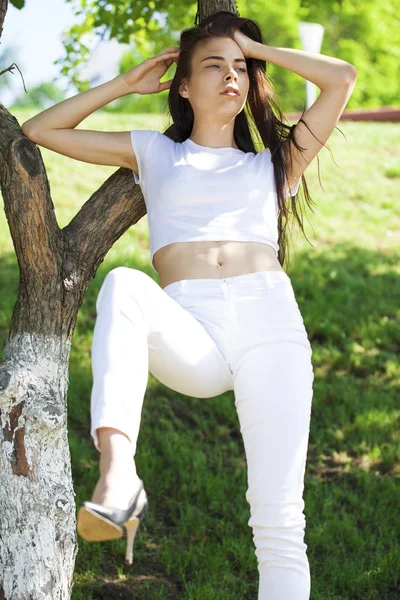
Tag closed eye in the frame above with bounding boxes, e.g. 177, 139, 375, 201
208, 64, 247, 73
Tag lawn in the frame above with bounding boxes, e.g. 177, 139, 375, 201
1, 109, 399, 599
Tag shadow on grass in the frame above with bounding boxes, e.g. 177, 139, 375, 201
0, 243, 399, 599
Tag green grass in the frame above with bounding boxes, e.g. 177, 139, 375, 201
1, 109, 399, 599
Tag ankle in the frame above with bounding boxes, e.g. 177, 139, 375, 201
97, 427, 137, 477
99, 462, 139, 483
99, 452, 139, 480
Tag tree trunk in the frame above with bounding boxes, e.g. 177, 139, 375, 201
195, 0, 238, 24
0, 107, 148, 597
0, 336, 77, 598
0, 0, 238, 597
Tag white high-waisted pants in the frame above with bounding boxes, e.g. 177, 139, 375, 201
90, 266, 314, 600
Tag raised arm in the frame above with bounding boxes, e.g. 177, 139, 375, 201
21, 47, 180, 173
234, 30, 357, 191
21, 75, 138, 171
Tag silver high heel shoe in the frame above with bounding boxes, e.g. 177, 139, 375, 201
77, 478, 148, 564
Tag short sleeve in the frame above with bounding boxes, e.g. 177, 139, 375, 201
129, 129, 159, 185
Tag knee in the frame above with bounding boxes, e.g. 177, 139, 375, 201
96, 267, 158, 313
96, 267, 149, 312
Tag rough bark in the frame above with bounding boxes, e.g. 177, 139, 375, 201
195, 0, 238, 23
0, 0, 238, 597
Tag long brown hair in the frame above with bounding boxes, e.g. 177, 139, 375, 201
163, 10, 334, 269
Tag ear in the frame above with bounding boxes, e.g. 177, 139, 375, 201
179, 78, 189, 99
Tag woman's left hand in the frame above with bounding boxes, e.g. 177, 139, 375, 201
233, 29, 256, 59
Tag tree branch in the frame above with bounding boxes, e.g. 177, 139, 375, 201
0, 102, 146, 339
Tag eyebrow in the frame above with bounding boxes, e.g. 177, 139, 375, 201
200, 55, 247, 64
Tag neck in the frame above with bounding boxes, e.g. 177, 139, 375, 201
189, 121, 237, 149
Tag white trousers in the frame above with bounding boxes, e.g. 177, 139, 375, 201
90, 266, 314, 599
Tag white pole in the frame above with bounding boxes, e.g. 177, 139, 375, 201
298, 22, 325, 109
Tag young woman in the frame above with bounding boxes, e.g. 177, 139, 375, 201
22, 10, 356, 599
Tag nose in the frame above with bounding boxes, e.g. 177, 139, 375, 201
224, 66, 238, 82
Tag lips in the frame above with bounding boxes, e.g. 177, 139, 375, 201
221, 86, 239, 96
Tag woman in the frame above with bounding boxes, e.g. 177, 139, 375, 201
22, 10, 357, 599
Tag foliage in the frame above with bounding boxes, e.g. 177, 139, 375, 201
50, 0, 400, 113
6, 0, 399, 112
54, 0, 196, 96
9, 0, 25, 8
295, 0, 400, 108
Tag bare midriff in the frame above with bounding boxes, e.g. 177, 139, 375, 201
153, 241, 284, 290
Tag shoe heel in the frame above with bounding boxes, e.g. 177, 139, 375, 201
124, 517, 141, 565
124, 495, 149, 565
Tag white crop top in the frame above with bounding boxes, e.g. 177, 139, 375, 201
129, 129, 301, 274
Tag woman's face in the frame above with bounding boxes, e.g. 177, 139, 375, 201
179, 37, 249, 121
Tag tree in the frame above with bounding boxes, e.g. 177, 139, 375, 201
0, 0, 237, 597
59, 0, 399, 110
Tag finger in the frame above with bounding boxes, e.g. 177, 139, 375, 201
159, 79, 173, 92
158, 47, 180, 55
152, 51, 180, 62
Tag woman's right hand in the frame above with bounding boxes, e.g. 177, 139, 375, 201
120, 47, 181, 95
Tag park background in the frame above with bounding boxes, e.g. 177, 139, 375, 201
0, 0, 399, 598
